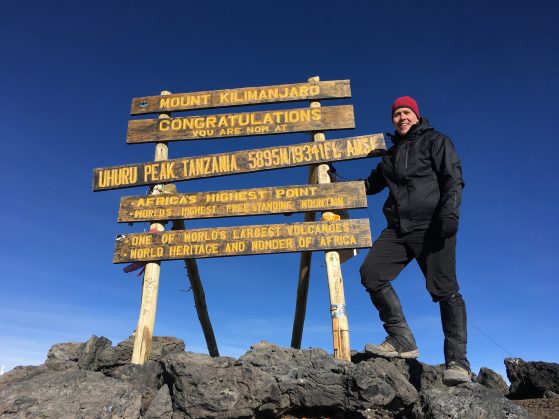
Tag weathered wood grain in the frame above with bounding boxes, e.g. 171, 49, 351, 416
113, 219, 372, 263
130, 80, 351, 115
126, 105, 355, 144
118, 181, 367, 223
93, 134, 386, 191
131, 90, 170, 366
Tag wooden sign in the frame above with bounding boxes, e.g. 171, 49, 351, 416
93, 134, 385, 191
130, 80, 351, 115
118, 181, 367, 223
113, 219, 372, 263
126, 105, 354, 144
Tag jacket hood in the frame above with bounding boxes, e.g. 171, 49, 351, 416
388, 117, 433, 145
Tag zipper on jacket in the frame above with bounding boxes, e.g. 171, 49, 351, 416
405, 145, 409, 169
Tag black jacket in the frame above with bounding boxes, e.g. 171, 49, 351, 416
364, 118, 464, 233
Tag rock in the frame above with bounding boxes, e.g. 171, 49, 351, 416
241, 342, 416, 415
505, 358, 559, 399
420, 382, 530, 418
475, 367, 509, 396
144, 385, 173, 419
2, 336, 544, 418
353, 351, 445, 392
93, 337, 134, 372
95, 335, 185, 374
240, 342, 348, 413
0, 367, 145, 418
544, 390, 559, 399
77, 335, 112, 370
45, 335, 186, 375
0, 365, 45, 386
347, 357, 418, 409
164, 350, 280, 418
110, 360, 164, 390
46, 341, 84, 362
162, 341, 418, 418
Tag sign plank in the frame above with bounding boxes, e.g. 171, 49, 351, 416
126, 105, 354, 144
118, 181, 367, 223
131, 80, 351, 115
113, 219, 372, 263
93, 134, 385, 191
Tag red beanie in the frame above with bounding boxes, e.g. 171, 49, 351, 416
391, 96, 420, 118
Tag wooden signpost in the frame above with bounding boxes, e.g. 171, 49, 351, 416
93, 134, 384, 191
114, 219, 372, 263
126, 105, 355, 144
117, 182, 367, 223
131, 80, 351, 114
93, 78, 387, 365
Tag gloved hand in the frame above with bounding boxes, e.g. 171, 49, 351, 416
327, 163, 338, 182
438, 217, 459, 239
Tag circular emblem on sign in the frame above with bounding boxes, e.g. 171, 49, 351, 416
139, 101, 148, 108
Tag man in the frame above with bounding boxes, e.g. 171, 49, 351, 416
359, 96, 470, 385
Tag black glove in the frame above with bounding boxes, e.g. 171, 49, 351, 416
438, 217, 459, 239
327, 163, 338, 182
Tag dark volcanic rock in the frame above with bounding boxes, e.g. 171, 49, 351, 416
46, 341, 84, 362
0, 367, 144, 418
0, 336, 533, 418
164, 350, 281, 418
506, 358, 559, 399
144, 385, 173, 419
353, 351, 446, 392
241, 342, 418, 416
0, 335, 186, 418
419, 382, 529, 418
475, 367, 509, 396
78, 335, 112, 370
163, 341, 418, 418
110, 360, 164, 389
46, 335, 185, 375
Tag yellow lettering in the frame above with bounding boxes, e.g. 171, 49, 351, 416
159, 120, 170, 131
246, 91, 258, 101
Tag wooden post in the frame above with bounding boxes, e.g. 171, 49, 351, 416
291, 76, 320, 349
172, 217, 220, 357
131, 91, 171, 365
131, 91, 220, 362
291, 76, 351, 361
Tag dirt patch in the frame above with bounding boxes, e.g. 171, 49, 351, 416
511, 398, 559, 419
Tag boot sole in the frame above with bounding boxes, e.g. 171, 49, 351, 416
443, 377, 470, 386
443, 373, 471, 386
364, 345, 419, 359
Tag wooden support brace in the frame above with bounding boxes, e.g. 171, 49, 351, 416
172, 216, 220, 357
291, 76, 320, 349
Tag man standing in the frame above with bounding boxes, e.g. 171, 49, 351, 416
359, 96, 470, 385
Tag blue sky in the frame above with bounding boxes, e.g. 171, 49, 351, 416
1, 0, 558, 379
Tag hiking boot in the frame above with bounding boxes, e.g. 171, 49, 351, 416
368, 286, 418, 352
439, 293, 471, 373
443, 361, 471, 386
364, 338, 419, 359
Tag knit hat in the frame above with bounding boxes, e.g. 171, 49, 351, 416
391, 96, 420, 118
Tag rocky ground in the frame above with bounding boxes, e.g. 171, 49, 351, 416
0, 335, 557, 418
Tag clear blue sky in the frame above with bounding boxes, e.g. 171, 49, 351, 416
1, 1, 558, 379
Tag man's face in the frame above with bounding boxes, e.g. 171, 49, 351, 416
392, 107, 419, 135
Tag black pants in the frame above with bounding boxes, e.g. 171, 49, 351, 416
360, 227, 469, 370
360, 227, 459, 301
